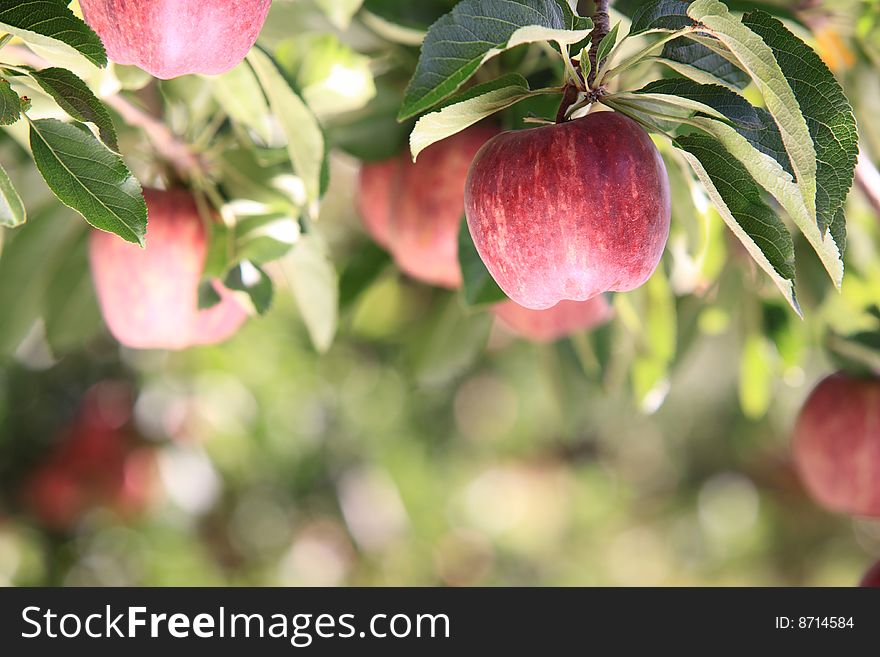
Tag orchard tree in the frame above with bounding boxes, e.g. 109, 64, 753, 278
0, 0, 879, 579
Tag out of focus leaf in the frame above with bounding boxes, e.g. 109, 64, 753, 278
0, 162, 26, 227
458, 218, 507, 307
281, 233, 338, 352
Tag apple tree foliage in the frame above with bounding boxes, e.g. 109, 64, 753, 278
0, 0, 874, 417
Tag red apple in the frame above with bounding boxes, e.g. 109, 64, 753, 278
792, 372, 880, 517
493, 296, 612, 342
90, 188, 248, 350
861, 561, 880, 587
22, 381, 155, 530
465, 111, 671, 310
79, 0, 272, 79
357, 124, 499, 288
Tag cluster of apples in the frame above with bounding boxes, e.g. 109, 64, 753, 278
21, 381, 154, 531
358, 112, 670, 341
78, 1, 672, 349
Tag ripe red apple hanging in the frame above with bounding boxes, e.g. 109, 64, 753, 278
358, 124, 499, 288
79, 0, 272, 79
465, 111, 671, 310
792, 372, 880, 517
89, 188, 248, 350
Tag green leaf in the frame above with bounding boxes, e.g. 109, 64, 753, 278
0, 0, 106, 69
313, 0, 364, 29
632, 79, 789, 170
622, 91, 843, 287
0, 77, 22, 125
0, 162, 26, 227
458, 218, 507, 306
675, 134, 799, 315
339, 240, 391, 310
399, 0, 591, 120
29, 67, 118, 151
629, 0, 693, 36
247, 48, 326, 207
739, 333, 775, 419
686, 0, 818, 227
579, 46, 592, 83
0, 205, 79, 356
224, 261, 274, 315
658, 37, 750, 90
43, 226, 102, 353
28, 118, 146, 245
281, 233, 338, 352
410, 296, 493, 387
410, 74, 552, 160
211, 62, 274, 144
741, 10, 857, 245
595, 21, 621, 67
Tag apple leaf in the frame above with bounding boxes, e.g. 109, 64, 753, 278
212, 63, 274, 145
0, 162, 26, 227
629, 0, 693, 36
595, 21, 621, 67
0, 76, 22, 125
29, 67, 118, 151
0, 205, 80, 356
410, 296, 493, 386
410, 74, 553, 161
339, 240, 391, 310
247, 48, 326, 207
313, 0, 364, 29
632, 79, 789, 171
657, 37, 750, 90
675, 134, 799, 315
619, 81, 842, 287
280, 233, 338, 352
458, 218, 507, 306
42, 227, 103, 354
398, 0, 592, 121
686, 0, 817, 228
28, 118, 146, 246
739, 333, 775, 419
224, 261, 274, 315
742, 11, 857, 243
0, 0, 106, 69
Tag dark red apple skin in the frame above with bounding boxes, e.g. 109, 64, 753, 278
22, 382, 155, 531
465, 111, 671, 310
79, 0, 272, 79
90, 188, 248, 350
492, 296, 612, 342
861, 561, 880, 587
793, 372, 880, 517
357, 124, 499, 289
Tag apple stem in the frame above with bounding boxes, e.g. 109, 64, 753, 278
587, 0, 611, 88
555, 84, 580, 123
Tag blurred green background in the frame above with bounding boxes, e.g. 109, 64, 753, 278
1, 0, 880, 586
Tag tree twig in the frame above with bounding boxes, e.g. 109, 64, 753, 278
4, 45, 201, 179
102, 94, 202, 178
587, 0, 610, 88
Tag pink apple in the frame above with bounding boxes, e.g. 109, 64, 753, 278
465, 111, 671, 310
79, 0, 272, 79
492, 296, 612, 342
357, 124, 499, 288
90, 188, 248, 350
792, 372, 880, 517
